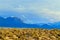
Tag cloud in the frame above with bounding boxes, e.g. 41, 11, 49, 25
14, 5, 26, 12
0, 0, 60, 23
38, 8, 60, 22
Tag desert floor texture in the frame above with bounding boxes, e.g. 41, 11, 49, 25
0, 28, 60, 40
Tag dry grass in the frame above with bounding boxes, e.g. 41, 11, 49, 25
0, 28, 60, 40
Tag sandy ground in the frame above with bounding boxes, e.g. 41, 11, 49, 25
0, 28, 60, 40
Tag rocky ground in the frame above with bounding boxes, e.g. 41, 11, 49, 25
0, 28, 60, 40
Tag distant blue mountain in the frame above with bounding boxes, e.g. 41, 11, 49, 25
5, 17, 24, 27
0, 17, 6, 26
0, 16, 60, 29
51, 22, 60, 29
40, 24, 55, 29
0, 17, 40, 28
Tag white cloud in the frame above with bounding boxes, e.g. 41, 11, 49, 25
14, 5, 26, 12
41, 8, 60, 16
37, 8, 60, 22
0, 0, 60, 23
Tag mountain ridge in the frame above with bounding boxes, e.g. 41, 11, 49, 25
0, 16, 60, 29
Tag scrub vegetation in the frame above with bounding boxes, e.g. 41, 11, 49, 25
0, 28, 60, 40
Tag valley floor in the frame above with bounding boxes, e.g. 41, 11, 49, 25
0, 28, 60, 40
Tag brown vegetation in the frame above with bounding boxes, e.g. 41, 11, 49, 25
0, 28, 60, 40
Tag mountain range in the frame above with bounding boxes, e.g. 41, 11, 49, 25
0, 16, 60, 29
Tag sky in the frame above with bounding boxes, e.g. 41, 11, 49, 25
0, 0, 60, 24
